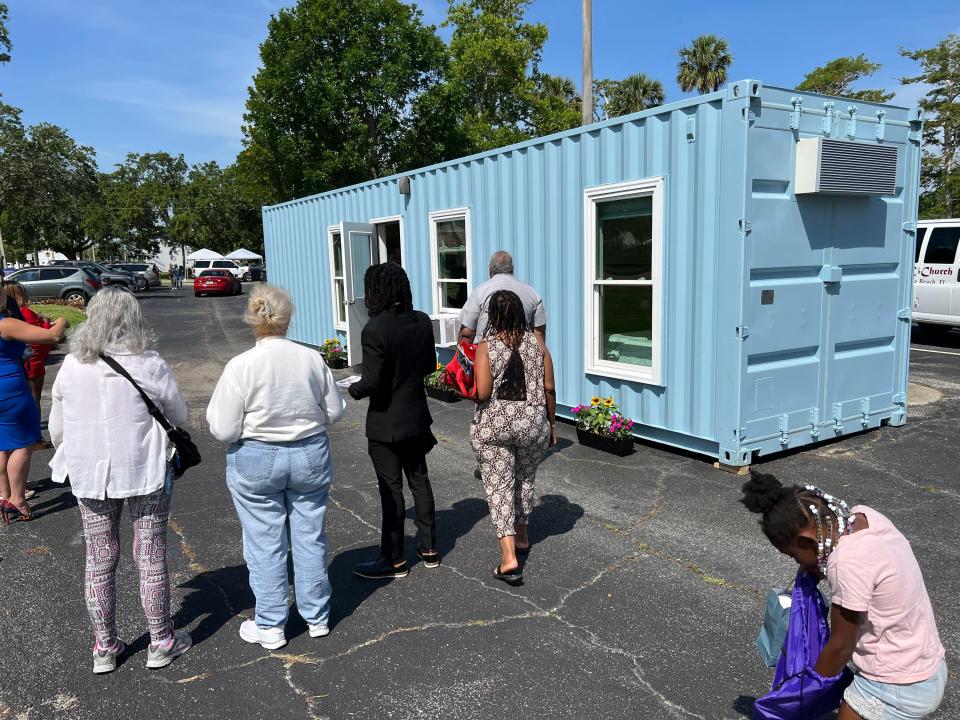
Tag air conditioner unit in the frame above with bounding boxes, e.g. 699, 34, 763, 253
794, 137, 897, 196
430, 314, 459, 346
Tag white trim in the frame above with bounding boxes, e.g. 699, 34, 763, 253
583, 177, 665, 386
369, 214, 405, 270
428, 207, 472, 315
327, 225, 347, 330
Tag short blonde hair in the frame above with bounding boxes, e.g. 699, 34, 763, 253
244, 284, 294, 337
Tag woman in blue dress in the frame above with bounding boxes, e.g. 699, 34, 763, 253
0, 284, 66, 522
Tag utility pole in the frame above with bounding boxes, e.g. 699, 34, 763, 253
581, 0, 593, 126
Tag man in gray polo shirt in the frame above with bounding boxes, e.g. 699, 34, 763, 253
458, 251, 547, 344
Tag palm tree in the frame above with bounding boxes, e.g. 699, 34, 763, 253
606, 73, 665, 116
540, 74, 579, 105
677, 34, 733, 94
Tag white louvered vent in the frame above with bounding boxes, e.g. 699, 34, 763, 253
795, 138, 898, 196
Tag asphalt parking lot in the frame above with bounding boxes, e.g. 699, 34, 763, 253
0, 287, 957, 720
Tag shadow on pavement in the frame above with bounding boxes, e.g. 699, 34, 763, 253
328, 545, 393, 629
526, 493, 585, 547
732, 695, 756, 718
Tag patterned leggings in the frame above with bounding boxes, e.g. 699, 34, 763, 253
77, 490, 173, 646
472, 439, 548, 538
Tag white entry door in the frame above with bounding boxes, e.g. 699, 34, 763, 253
341, 222, 378, 366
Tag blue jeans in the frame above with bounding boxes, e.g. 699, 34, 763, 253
226, 432, 333, 629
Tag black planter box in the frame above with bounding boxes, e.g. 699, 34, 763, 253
327, 357, 347, 369
426, 385, 460, 403
576, 428, 634, 456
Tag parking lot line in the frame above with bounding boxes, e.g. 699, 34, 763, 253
910, 347, 960, 356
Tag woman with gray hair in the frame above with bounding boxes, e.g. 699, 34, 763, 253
49, 286, 191, 674
207, 285, 345, 650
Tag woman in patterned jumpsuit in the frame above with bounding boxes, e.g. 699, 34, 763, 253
471, 290, 557, 585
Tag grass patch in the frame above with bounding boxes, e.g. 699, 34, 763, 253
31, 303, 87, 330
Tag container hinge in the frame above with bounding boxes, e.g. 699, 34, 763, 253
875, 110, 886, 141
832, 403, 844, 432
809, 408, 820, 439
902, 220, 916, 234
736, 325, 750, 340
822, 102, 835, 136
893, 393, 906, 406
686, 115, 696, 143
790, 97, 803, 130
897, 307, 912, 321
819, 265, 842, 284
739, 218, 751, 234
860, 398, 871, 427
846, 105, 858, 139
779, 415, 790, 446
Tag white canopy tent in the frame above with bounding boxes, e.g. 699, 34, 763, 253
185, 248, 224, 261
225, 248, 263, 261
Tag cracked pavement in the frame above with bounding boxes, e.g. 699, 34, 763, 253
1, 291, 958, 719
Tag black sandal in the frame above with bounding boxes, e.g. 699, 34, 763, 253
492, 564, 523, 586
515, 542, 530, 554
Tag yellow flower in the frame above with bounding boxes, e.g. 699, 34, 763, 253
590, 396, 602, 406
436, 362, 443, 370
604, 397, 614, 407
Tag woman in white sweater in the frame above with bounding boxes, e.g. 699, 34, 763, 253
50, 287, 191, 674
207, 285, 345, 650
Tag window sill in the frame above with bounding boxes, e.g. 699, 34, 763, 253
585, 364, 663, 387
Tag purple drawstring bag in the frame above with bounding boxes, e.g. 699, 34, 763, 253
753, 571, 853, 720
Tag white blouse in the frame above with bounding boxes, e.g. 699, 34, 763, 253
49, 351, 188, 500
206, 336, 345, 444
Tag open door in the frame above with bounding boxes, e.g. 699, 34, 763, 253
341, 222, 378, 366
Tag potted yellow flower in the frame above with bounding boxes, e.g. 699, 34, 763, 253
320, 337, 348, 369
424, 363, 460, 402
571, 396, 635, 456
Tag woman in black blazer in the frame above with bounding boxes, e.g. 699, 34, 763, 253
349, 263, 439, 579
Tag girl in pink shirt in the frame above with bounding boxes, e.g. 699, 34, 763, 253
742, 473, 947, 720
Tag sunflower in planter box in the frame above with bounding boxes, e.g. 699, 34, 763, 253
572, 396, 635, 439
320, 337, 347, 367
424, 362, 448, 390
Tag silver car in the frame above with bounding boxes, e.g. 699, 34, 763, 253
109, 262, 160, 288
5, 266, 100, 303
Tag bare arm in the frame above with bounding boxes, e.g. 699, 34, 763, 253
0, 317, 66, 345
459, 324, 476, 344
474, 340, 491, 402
538, 336, 557, 446
814, 604, 862, 677
534, 325, 546, 345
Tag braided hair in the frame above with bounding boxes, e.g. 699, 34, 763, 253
486, 290, 529, 401
740, 472, 829, 551
363, 262, 413, 316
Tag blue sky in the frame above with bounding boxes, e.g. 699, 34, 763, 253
1, 0, 957, 170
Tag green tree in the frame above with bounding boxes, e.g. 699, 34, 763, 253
0, 2, 11, 65
677, 34, 732, 95
902, 34, 960, 218
797, 55, 894, 102
106, 152, 187, 256
532, 73, 580, 135
241, 0, 446, 201
605, 73, 665, 117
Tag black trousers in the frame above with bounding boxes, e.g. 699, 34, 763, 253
368, 436, 437, 561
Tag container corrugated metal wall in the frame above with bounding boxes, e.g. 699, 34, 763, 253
263, 79, 921, 463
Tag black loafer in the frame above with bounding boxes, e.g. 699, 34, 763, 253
417, 547, 441, 568
492, 565, 523, 586
353, 558, 409, 580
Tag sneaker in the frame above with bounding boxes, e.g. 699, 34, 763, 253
417, 547, 441, 568
353, 557, 409, 580
92, 639, 124, 675
146, 630, 192, 669
239, 620, 286, 650
308, 623, 330, 638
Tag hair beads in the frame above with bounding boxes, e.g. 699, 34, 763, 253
803, 484, 853, 573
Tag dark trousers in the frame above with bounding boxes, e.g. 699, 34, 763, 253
368, 437, 437, 561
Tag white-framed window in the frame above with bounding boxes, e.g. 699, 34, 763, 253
429, 207, 471, 313
583, 177, 664, 385
369, 214, 405, 268
327, 226, 347, 329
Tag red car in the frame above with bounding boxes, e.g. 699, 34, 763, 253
194, 269, 242, 297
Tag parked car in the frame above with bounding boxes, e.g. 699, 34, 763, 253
51, 260, 141, 292
107, 262, 160, 288
913, 218, 960, 333
194, 269, 242, 297
5, 265, 100, 303
190, 259, 254, 280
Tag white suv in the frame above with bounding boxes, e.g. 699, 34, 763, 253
192, 259, 243, 280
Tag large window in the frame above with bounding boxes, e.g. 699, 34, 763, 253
584, 178, 664, 385
923, 226, 960, 265
328, 228, 347, 328
430, 208, 471, 313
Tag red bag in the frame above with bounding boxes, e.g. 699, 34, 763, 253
444, 340, 477, 399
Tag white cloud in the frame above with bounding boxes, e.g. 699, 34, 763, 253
81, 78, 245, 143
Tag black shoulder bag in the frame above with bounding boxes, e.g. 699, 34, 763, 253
99, 353, 201, 478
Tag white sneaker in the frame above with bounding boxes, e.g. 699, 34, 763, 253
239, 620, 286, 650
146, 630, 192, 669
308, 623, 330, 638
92, 639, 125, 675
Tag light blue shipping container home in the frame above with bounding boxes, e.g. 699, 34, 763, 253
262, 79, 922, 468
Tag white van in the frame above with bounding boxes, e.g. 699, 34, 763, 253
913, 218, 960, 332
191, 259, 244, 280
